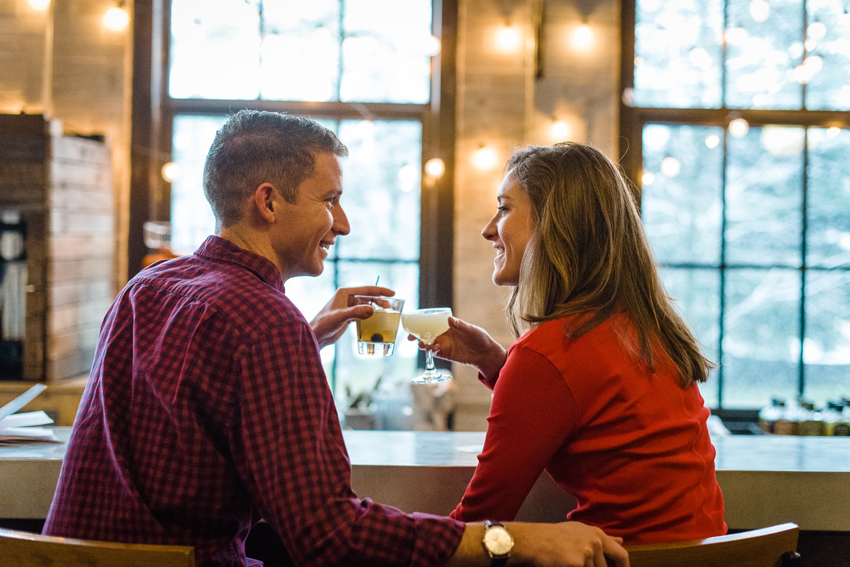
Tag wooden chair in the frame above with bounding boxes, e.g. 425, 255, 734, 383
622, 523, 800, 567
0, 528, 195, 567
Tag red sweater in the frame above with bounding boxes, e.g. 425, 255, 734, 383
450, 314, 727, 544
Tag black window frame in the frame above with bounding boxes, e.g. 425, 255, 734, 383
618, 0, 850, 411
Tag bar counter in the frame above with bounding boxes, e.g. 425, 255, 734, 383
1, 428, 848, 532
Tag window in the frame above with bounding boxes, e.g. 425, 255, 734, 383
130, 0, 456, 402
620, 0, 850, 409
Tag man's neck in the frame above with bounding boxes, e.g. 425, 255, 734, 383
217, 225, 284, 279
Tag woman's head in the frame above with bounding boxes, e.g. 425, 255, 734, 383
492, 142, 712, 386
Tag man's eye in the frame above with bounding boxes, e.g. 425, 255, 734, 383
497, 206, 508, 213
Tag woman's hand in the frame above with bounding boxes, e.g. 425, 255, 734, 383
410, 317, 507, 382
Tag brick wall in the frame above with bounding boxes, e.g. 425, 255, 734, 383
452, 0, 620, 430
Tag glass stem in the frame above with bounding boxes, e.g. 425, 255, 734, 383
425, 348, 436, 372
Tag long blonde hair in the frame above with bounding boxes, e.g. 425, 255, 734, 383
506, 143, 713, 386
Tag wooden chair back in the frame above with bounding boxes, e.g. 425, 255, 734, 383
0, 528, 195, 567
623, 523, 800, 567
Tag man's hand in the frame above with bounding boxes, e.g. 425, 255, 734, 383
309, 286, 395, 349
410, 317, 507, 382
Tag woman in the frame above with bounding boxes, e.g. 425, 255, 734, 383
430, 143, 726, 544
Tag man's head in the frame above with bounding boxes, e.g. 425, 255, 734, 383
203, 110, 348, 228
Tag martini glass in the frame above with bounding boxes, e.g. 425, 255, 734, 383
402, 307, 453, 384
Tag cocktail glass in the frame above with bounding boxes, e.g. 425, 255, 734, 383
354, 296, 405, 356
401, 307, 453, 384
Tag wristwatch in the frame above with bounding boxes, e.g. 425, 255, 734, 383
482, 520, 514, 567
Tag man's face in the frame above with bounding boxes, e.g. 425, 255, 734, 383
273, 152, 350, 281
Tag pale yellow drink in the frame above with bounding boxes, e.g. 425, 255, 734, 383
353, 296, 405, 356
402, 307, 453, 383
357, 310, 402, 355
401, 311, 450, 344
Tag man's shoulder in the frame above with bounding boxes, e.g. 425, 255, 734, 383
130, 254, 308, 334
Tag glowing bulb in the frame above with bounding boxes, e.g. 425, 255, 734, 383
661, 157, 681, 177
103, 6, 129, 31
398, 164, 418, 193
161, 162, 181, 183
496, 25, 521, 53
793, 64, 813, 84
642, 172, 655, 186
424, 158, 445, 178
808, 21, 827, 41
28, 0, 50, 9
725, 27, 748, 45
426, 35, 441, 56
749, 0, 770, 23
473, 146, 498, 170
550, 121, 571, 140
827, 127, 841, 138
705, 135, 720, 149
571, 24, 593, 51
729, 118, 749, 138
804, 55, 823, 74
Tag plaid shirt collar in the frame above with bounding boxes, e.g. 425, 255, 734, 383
195, 235, 286, 294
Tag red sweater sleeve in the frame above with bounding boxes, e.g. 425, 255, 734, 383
451, 344, 578, 521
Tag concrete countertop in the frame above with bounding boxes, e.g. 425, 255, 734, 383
2, 428, 848, 531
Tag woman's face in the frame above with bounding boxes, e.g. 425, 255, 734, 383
481, 171, 533, 286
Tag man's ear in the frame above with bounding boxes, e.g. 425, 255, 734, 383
253, 183, 278, 223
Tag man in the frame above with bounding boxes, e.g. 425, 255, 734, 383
44, 110, 629, 567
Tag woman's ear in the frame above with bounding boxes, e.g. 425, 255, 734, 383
253, 183, 278, 223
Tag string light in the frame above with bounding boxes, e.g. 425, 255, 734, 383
807, 21, 827, 41
104, 3, 130, 31
642, 172, 655, 186
729, 118, 750, 138
161, 162, 181, 183
28, 0, 50, 9
473, 145, 498, 170
827, 127, 841, 138
426, 35, 441, 57
570, 23, 593, 51
705, 135, 721, 149
550, 120, 571, 141
660, 157, 681, 177
424, 158, 445, 179
496, 24, 521, 53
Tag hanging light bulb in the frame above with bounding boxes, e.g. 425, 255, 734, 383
104, 3, 130, 31
550, 120, 571, 141
642, 172, 655, 186
28, 0, 50, 9
660, 157, 681, 177
473, 145, 498, 170
804, 55, 823, 74
424, 158, 445, 179
571, 23, 593, 51
827, 127, 841, 138
749, 0, 770, 23
705, 134, 721, 149
426, 35, 441, 57
807, 21, 827, 41
729, 118, 750, 138
496, 24, 521, 53
161, 162, 181, 183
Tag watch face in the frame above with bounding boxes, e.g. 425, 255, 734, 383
484, 525, 514, 555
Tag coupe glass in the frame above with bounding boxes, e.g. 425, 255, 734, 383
401, 307, 452, 383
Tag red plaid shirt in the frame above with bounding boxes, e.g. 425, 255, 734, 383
44, 236, 464, 567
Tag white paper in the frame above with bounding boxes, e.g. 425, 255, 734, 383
0, 410, 53, 429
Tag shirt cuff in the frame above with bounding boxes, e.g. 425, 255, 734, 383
409, 512, 465, 567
